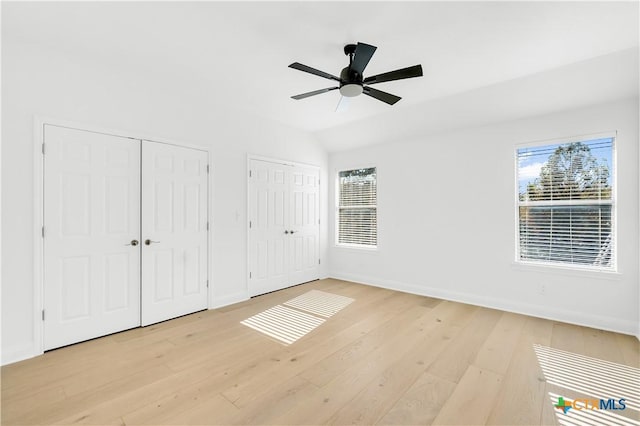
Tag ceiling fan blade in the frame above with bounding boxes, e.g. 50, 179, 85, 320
363, 64, 423, 85
363, 86, 401, 105
335, 95, 350, 112
289, 62, 341, 82
291, 86, 339, 100
350, 42, 377, 75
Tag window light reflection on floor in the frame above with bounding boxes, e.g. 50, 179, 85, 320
548, 392, 640, 426
534, 344, 640, 426
534, 344, 640, 412
241, 305, 324, 345
283, 289, 354, 317
241, 290, 355, 345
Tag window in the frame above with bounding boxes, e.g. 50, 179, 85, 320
337, 167, 377, 247
516, 135, 615, 270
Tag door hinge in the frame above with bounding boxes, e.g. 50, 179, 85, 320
42, 310, 45, 321
207, 222, 209, 231
249, 170, 252, 178
249, 272, 252, 279
319, 259, 321, 265
42, 226, 45, 238
42, 144, 45, 155
206, 280, 209, 288
206, 164, 210, 174
249, 221, 252, 229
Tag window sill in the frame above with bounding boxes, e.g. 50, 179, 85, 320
334, 244, 378, 252
511, 261, 622, 281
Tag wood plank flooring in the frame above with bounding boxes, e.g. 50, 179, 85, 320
2, 279, 639, 425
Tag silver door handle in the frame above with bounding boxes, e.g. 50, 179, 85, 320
144, 239, 160, 246
290, 230, 296, 234
284, 230, 289, 234
126, 239, 139, 246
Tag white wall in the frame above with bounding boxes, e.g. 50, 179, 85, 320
1, 40, 329, 364
329, 98, 639, 336
3, 39, 637, 367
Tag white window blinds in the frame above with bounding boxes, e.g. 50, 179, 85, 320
338, 167, 377, 247
517, 136, 615, 269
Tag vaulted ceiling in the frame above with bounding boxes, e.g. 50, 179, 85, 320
3, 2, 638, 151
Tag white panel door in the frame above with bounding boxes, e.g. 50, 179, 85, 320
141, 141, 208, 326
43, 125, 141, 350
289, 166, 320, 285
248, 159, 290, 296
248, 159, 320, 297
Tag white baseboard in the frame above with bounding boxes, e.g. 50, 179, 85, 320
329, 271, 639, 337
2, 342, 40, 366
210, 291, 249, 310
2, 292, 250, 366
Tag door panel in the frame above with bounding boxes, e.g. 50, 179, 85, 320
104, 253, 130, 311
44, 125, 141, 350
248, 160, 290, 296
289, 166, 320, 285
248, 160, 320, 297
141, 141, 208, 326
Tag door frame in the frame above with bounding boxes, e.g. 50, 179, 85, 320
246, 154, 321, 297
33, 116, 213, 357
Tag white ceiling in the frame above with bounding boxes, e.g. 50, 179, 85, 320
3, 1, 639, 150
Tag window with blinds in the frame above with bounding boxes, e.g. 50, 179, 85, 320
516, 135, 615, 270
337, 167, 377, 247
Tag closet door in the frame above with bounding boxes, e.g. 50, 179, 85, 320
248, 159, 320, 297
289, 166, 320, 285
43, 125, 141, 350
141, 141, 209, 326
248, 159, 291, 296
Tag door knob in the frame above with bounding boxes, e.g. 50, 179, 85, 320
126, 240, 139, 246
145, 239, 160, 246
284, 230, 290, 234
290, 230, 296, 234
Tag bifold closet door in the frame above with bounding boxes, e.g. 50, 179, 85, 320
248, 159, 320, 297
43, 125, 141, 350
141, 141, 209, 326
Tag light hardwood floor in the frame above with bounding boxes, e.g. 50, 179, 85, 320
2, 279, 639, 425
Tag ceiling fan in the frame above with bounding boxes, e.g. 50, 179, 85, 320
289, 42, 423, 107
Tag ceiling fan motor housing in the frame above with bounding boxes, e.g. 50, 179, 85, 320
339, 66, 363, 97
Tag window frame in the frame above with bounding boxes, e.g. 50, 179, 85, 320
335, 165, 378, 250
514, 131, 617, 272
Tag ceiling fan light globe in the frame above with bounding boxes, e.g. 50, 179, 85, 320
339, 84, 363, 97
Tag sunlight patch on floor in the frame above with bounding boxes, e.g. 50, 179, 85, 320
241, 305, 325, 345
534, 344, 640, 412
241, 290, 355, 345
283, 289, 354, 317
